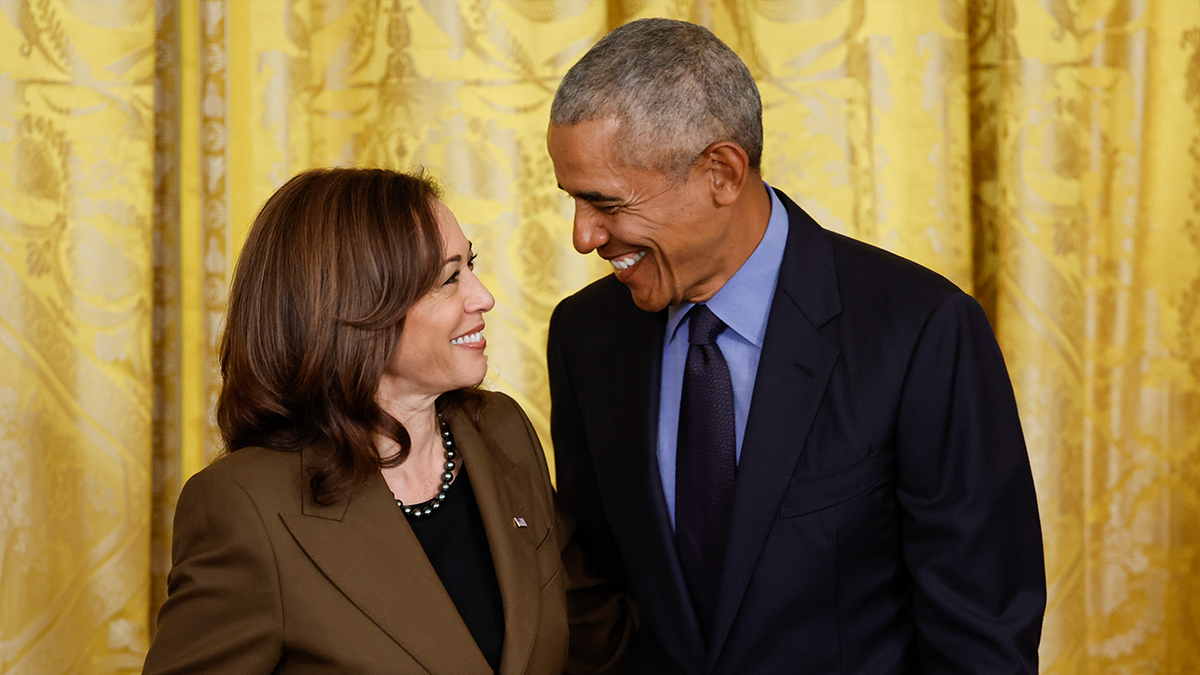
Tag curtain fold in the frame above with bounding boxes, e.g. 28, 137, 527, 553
0, 1, 1197, 673
0, 0, 157, 671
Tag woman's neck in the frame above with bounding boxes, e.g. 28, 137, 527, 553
377, 394, 455, 505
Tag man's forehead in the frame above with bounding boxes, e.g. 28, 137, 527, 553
549, 120, 679, 199
548, 118, 622, 155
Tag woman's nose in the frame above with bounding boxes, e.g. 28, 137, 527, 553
466, 272, 495, 314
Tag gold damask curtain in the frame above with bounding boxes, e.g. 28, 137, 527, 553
1, 1, 1197, 673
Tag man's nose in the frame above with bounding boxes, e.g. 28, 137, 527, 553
572, 205, 610, 254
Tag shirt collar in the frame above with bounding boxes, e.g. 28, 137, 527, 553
666, 184, 789, 345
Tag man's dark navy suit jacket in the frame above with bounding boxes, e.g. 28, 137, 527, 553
547, 188, 1045, 674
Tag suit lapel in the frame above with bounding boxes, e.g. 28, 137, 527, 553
593, 303, 709, 672
280, 448, 492, 675
445, 406, 542, 675
709, 193, 843, 663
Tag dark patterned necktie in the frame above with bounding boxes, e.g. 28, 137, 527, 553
675, 303, 736, 640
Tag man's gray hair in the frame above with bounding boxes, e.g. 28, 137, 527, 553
551, 18, 763, 181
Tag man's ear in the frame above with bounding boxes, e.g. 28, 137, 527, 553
702, 141, 752, 206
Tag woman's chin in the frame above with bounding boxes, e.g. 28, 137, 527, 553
452, 360, 489, 392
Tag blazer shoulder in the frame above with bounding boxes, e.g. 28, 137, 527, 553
549, 275, 665, 372
472, 390, 543, 460
551, 275, 637, 329
475, 390, 529, 434
183, 447, 303, 513
198, 446, 299, 480
771, 188, 964, 333
829, 231, 960, 300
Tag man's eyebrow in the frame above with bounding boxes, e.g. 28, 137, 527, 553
557, 184, 623, 203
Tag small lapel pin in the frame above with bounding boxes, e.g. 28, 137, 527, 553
513, 517, 528, 528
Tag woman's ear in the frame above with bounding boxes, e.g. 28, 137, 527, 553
703, 141, 752, 206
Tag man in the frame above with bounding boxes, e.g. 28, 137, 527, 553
545, 18, 1045, 675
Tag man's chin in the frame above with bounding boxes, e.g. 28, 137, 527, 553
626, 286, 671, 313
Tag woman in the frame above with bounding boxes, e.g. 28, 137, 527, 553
143, 168, 629, 674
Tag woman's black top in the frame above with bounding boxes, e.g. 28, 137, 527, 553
405, 467, 505, 673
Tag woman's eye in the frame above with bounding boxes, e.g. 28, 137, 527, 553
468, 253, 477, 270
443, 272, 460, 285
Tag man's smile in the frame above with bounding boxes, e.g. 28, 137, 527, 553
609, 250, 647, 270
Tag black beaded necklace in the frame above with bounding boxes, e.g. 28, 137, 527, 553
397, 411, 458, 519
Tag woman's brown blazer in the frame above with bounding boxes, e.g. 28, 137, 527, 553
143, 391, 628, 675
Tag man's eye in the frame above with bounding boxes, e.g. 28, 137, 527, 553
595, 204, 622, 215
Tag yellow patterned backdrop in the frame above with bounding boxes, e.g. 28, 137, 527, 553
0, 1, 1197, 673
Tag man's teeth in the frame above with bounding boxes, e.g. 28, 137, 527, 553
451, 332, 483, 346
610, 251, 646, 270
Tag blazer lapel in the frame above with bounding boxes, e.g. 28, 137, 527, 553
444, 406, 541, 675
709, 194, 843, 663
280, 448, 492, 675
593, 304, 708, 673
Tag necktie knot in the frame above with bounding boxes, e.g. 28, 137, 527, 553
688, 304, 725, 346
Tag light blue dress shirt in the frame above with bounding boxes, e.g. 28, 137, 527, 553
657, 185, 789, 527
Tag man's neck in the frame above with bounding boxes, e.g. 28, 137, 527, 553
700, 178, 772, 302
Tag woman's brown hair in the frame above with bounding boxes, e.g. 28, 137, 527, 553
217, 167, 472, 505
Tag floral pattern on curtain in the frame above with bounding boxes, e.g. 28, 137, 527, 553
0, 1, 1197, 673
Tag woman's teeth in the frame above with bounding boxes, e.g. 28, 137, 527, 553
451, 332, 483, 345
